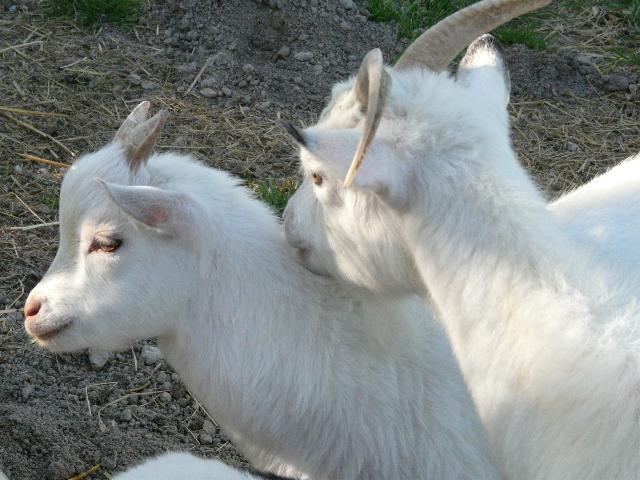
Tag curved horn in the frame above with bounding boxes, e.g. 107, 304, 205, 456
114, 101, 151, 141
395, 0, 552, 72
343, 48, 391, 188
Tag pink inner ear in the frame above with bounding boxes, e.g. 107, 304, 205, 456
146, 206, 169, 227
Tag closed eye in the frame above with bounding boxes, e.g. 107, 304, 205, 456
88, 237, 122, 254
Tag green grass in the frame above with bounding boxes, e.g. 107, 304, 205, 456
367, 0, 547, 50
0, 164, 12, 177
43, 194, 59, 211
254, 178, 298, 215
495, 26, 547, 50
43, 0, 142, 26
369, 0, 472, 40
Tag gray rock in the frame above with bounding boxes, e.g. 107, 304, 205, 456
222, 86, 232, 96
629, 84, 638, 95
88, 348, 111, 370
200, 87, 217, 97
141, 345, 163, 365
256, 100, 271, 111
203, 419, 217, 435
48, 460, 74, 479
313, 64, 323, 75
128, 73, 142, 85
294, 51, 314, 62
159, 392, 172, 403
276, 46, 291, 59
242, 63, 255, 74
22, 384, 34, 401
576, 54, 594, 66
199, 432, 213, 444
201, 76, 217, 88
603, 73, 630, 92
566, 141, 580, 153
340, 0, 355, 9
176, 61, 198, 73
119, 408, 132, 422
141, 80, 156, 90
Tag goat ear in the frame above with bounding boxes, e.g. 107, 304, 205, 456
98, 180, 193, 236
456, 34, 510, 108
301, 128, 410, 208
114, 109, 169, 172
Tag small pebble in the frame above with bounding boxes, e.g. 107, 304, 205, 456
88, 348, 111, 370
603, 73, 631, 92
200, 87, 217, 97
276, 46, 291, 59
294, 51, 314, 62
128, 73, 142, 85
203, 419, 217, 435
22, 384, 34, 401
141, 345, 163, 365
566, 141, 580, 153
199, 432, 213, 444
119, 408, 133, 422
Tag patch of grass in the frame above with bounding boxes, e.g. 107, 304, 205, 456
43, 194, 59, 211
495, 26, 547, 50
613, 47, 640, 66
368, 0, 473, 40
254, 178, 299, 215
0, 164, 12, 177
367, 0, 548, 50
42, 0, 142, 27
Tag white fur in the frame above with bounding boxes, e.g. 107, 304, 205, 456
113, 452, 252, 480
284, 41, 640, 480
24, 137, 498, 479
550, 153, 640, 273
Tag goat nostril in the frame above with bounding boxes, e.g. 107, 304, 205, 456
24, 296, 42, 319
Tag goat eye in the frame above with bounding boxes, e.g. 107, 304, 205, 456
89, 238, 122, 254
311, 173, 323, 186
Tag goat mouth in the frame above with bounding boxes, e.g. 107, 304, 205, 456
32, 321, 73, 342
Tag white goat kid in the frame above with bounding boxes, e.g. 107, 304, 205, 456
282, 2, 640, 479
23, 102, 499, 479
112, 452, 255, 480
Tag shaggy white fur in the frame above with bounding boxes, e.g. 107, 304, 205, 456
112, 452, 253, 480
283, 36, 640, 480
23, 104, 498, 480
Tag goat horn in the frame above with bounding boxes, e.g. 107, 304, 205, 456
114, 101, 151, 141
343, 48, 391, 188
395, 0, 552, 72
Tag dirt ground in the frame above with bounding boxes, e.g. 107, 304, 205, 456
0, 1, 638, 479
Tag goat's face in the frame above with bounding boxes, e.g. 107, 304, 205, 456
284, 35, 511, 294
24, 104, 197, 352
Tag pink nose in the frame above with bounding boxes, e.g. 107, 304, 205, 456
24, 295, 42, 320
